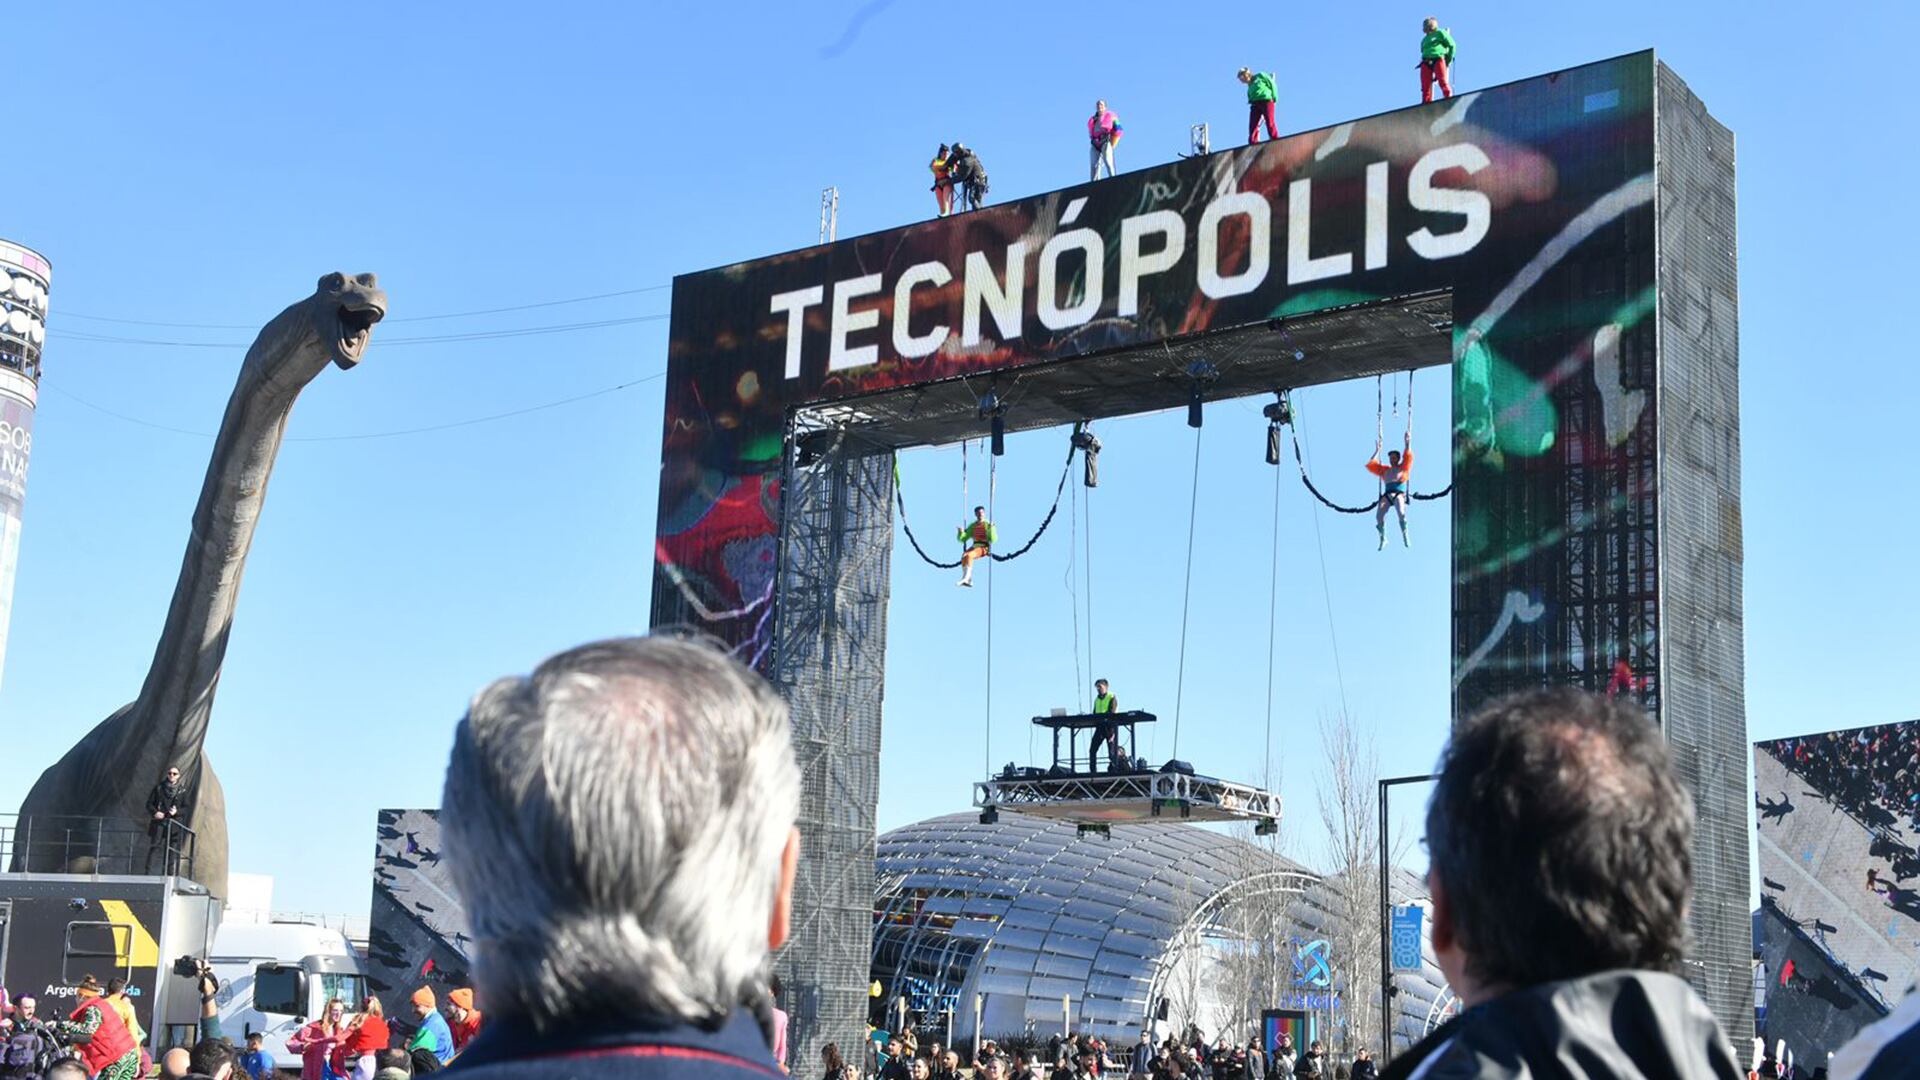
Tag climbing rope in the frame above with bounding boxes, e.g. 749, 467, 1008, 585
1171, 421, 1204, 760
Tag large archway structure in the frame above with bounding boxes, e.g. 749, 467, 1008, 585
653, 52, 1742, 1055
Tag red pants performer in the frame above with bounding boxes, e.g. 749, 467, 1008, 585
1248, 101, 1278, 143
1421, 57, 1453, 102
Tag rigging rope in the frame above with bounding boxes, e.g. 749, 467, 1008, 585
1171, 421, 1204, 760
1264, 441, 1282, 790
1297, 422, 1353, 717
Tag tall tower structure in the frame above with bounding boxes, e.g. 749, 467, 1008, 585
0, 239, 50, 692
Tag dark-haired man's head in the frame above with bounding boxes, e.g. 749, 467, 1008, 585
190, 1036, 235, 1079
1425, 688, 1693, 1006
106, 977, 127, 995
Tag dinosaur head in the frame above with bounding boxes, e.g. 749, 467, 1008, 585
314, 272, 387, 369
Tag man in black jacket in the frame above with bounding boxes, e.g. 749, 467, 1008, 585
144, 765, 187, 874
1380, 689, 1740, 1079
946, 144, 988, 212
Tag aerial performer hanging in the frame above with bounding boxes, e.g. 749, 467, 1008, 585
956, 505, 997, 587
1368, 431, 1414, 549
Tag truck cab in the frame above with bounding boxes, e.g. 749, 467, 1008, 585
209, 921, 366, 1067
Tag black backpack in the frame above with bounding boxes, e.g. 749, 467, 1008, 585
2, 1029, 43, 1075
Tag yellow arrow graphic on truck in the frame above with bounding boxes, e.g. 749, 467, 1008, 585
97, 901, 159, 968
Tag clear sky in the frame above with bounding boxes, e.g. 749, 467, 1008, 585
0, 2, 1911, 918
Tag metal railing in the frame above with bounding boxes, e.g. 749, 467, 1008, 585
0, 813, 197, 881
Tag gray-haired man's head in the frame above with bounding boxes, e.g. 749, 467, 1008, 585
441, 636, 801, 1031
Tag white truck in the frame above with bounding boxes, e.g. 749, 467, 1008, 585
208, 920, 367, 1070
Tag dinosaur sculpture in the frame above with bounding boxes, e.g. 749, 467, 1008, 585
13, 272, 386, 899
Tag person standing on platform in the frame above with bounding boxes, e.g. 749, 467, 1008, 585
948, 144, 989, 212
956, 505, 996, 588
930, 145, 954, 218
1089, 679, 1124, 772
1238, 68, 1279, 143
145, 765, 187, 874
1088, 101, 1123, 180
1418, 17, 1457, 102
1366, 431, 1413, 550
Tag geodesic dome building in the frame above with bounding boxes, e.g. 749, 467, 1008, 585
872, 814, 1450, 1049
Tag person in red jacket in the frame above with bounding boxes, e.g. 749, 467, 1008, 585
334, 996, 390, 1080
1366, 432, 1413, 549
59, 976, 140, 1080
447, 988, 483, 1057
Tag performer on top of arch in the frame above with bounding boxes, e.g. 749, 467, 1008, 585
956, 505, 997, 587
1367, 431, 1414, 549
1419, 16, 1457, 102
930, 144, 954, 217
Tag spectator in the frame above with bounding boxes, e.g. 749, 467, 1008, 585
161, 1047, 193, 1078
372, 1049, 413, 1080
939, 1051, 963, 1080
44, 1063, 86, 1080
980, 1058, 1006, 1080
880, 1040, 911, 1080
286, 997, 347, 1080
1379, 689, 1741, 1079
405, 988, 454, 1065
187, 1037, 235, 1080
408, 1048, 443, 1075
432, 637, 802, 1079
145, 765, 187, 874
335, 996, 389, 1079
236, 1031, 275, 1080
1348, 1048, 1374, 1080
823, 1044, 852, 1080
1243, 1037, 1264, 1080
446, 988, 482, 1059
910, 1058, 931, 1080
768, 978, 788, 1073
1, 995, 49, 1080
59, 975, 140, 1080
1269, 1034, 1293, 1080
104, 977, 147, 1050
1130, 1029, 1155, 1080
1293, 1042, 1322, 1080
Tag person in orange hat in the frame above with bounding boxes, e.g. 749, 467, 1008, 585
446, 988, 483, 1057
407, 987, 455, 1066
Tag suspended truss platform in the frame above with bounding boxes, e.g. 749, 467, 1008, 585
972, 770, 1281, 830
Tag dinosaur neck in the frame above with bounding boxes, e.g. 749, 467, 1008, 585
114, 314, 326, 782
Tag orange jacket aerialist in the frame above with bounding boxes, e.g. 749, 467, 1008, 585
1366, 449, 1414, 494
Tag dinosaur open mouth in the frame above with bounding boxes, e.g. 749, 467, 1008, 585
336, 304, 382, 363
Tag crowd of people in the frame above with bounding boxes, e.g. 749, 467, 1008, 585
1765, 726, 1920, 834
845, 1026, 1373, 1080
0, 969, 481, 1080
922, 18, 1460, 218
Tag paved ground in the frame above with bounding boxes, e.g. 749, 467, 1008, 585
1755, 751, 1920, 1007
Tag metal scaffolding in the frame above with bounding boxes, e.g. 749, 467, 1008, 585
769, 423, 896, 1067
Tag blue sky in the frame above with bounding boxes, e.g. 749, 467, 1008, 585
0, 2, 1911, 917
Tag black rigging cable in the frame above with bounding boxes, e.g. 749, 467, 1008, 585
1264, 440, 1283, 789
1171, 421, 1204, 760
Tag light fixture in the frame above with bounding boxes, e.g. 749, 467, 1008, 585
1186, 360, 1219, 428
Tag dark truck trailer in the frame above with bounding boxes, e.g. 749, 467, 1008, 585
0, 873, 220, 1054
